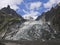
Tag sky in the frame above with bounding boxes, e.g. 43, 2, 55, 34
0, 0, 60, 19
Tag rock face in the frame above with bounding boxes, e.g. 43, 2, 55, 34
36, 3, 60, 39
50, 4, 60, 33
51, 13, 60, 33
0, 5, 25, 39
36, 3, 60, 22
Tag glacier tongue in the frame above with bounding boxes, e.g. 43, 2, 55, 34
5, 20, 55, 41
11, 21, 43, 40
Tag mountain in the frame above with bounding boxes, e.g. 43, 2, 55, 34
0, 5, 55, 41
36, 3, 60, 22
0, 3, 60, 45
0, 5, 25, 39
50, 3, 60, 34
36, 3, 60, 38
0, 5, 24, 20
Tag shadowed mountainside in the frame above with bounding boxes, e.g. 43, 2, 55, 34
0, 5, 25, 39
36, 3, 60, 34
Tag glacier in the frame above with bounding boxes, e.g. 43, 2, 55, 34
4, 20, 55, 41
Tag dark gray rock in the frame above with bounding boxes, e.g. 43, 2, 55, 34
0, 43, 5, 45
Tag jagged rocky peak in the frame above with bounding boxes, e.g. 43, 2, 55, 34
7, 5, 10, 9
0, 5, 25, 22
1, 5, 10, 11
0, 5, 25, 20
4, 5, 10, 9
1, 5, 16, 14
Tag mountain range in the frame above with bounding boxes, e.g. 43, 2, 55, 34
0, 3, 60, 45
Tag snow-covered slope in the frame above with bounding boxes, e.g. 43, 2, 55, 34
4, 20, 55, 41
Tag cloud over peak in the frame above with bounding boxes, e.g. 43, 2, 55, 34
44, 0, 60, 9
22, 2, 42, 20
23, 10, 39, 20
0, 0, 23, 10
43, 0, 60, 12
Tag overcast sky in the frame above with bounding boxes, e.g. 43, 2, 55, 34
0, 0, 60, 19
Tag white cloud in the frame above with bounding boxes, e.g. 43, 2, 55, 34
0, 0, 23, 10
23, 10, 40, 20
30, 2, 42, 10
22, 2, 42, 20
44, 0, 56, 9
44, 0, 60, 12
56, 0, 60, 4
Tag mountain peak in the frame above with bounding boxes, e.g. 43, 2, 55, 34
0, 5, 18, 15
0, 5, 25, 20
7, 5, 10, 9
